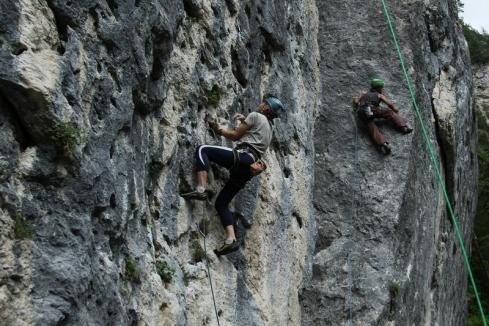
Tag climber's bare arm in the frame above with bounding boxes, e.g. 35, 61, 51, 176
353, 92, 367, 107
210, 120, 249, 141
379, 94, 399, 112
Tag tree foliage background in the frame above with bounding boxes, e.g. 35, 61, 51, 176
463, 24, 489, 65
462, 18, 489, 326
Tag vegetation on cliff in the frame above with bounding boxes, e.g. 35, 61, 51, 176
456, 2, 489, 319
462, 24, 489, 64
468, 109, 489, 325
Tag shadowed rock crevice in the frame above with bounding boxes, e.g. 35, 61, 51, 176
106, 0, 119, 17
429, 77, 452, 199
150, 27, 172, 81
260, 27, 286, 52
231, 45, 249, 87
183, 0, 203, 19
0, 79, 53, 146
0, 93, 35, 150
45, 0, 73, 53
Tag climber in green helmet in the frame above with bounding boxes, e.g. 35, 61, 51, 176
353, 78, 413, 154
370, 78, 384, 89
180, 95, 285, 256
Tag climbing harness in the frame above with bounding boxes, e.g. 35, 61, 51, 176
378, 0, 487, 323
356, 91, 381, 122
357, 104, 375, 121
235, 142, 260, 160
232, 148, 241, 168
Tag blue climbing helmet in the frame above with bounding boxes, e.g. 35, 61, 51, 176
264, 96, 285, 114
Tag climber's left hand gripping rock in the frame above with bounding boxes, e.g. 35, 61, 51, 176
209, 120, 222, 135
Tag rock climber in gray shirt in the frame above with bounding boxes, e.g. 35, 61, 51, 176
181, 96, 285, 255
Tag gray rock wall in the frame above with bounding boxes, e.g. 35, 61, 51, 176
304, 0, 477, 325
0, 0, 477, 325
0, 0, 319, 325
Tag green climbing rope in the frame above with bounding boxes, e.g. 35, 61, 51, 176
202, 126, 221, 326
199, 208, 221, 326
378, 0, 487, 324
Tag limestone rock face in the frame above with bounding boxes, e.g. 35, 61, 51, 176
304, 0, 477, 325
0, 0, 319, 325
0, 0, 476, 325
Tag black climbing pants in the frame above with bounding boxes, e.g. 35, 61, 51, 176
195, 145, 255, 228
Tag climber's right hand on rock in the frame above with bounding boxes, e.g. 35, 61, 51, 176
352, 96, 360, 108
208, 120, 222, 135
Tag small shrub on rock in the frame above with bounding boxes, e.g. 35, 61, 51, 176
156, 261, 175, 283
205, 85, 221, 107
14, 214, 33, 239
50, 122, 82, 153
125, 257, 140, 282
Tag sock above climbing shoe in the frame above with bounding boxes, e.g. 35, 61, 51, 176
180, 189, 212, 201
196, 185, 206, 193
214, 240, 239, 256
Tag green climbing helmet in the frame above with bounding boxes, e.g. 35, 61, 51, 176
370, 78, 384, 90
264, 96, 285, 113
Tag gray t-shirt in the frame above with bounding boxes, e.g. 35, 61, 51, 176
237, 112, 272, 157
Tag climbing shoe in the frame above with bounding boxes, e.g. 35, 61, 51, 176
379, 143, 391, 155
180, 189, 212, 201
214, 240, 240, 256
401, 126, 413, 134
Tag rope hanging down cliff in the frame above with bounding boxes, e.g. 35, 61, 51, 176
378, 0, 487, 324
198, 124, 221, 326
199, 203, 221, 326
